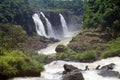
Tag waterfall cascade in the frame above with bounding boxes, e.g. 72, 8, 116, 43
59, 13, 69, 37
32, 12, 70, 40
40, 12, 55, 38
32, 13, 47, 37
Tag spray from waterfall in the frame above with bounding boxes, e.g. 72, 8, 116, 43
59, 13, 69, 37
32, 13, 47, 37
40, 12, 55, 38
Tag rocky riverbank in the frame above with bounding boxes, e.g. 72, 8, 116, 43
25, 37, 59, 51
54, 28, 120, 63
62, 63, 120, 80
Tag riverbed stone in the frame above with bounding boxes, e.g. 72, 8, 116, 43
99, 63, 115, 71
63, 71, 84, 80
97, 63, 120, 79
63, 64, 78, 74
98, 70, 120, 78
63, 64, 84, 80
55, 45, 66, 53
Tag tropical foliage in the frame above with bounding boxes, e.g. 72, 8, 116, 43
0, 50, 44, 78
83, 0, 120, 38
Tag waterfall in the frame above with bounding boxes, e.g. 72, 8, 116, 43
59, 13, 69, 37
32, 13, 47, 37
40, 12, 55, 38
32, 13, 70, 39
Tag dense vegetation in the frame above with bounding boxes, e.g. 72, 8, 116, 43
28, 0, 83, 16
0, 24, 44, 79
83, 0, 120, 38
0, 24, 27, 50
0, 50, 44, 79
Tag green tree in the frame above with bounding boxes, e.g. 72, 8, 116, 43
83, 0, 120, 38
0, 24, 28, 49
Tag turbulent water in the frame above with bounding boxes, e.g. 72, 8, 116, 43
13, 57, 120, 80
40, 12, 55, 38
38, 31, 79, 55
41, 57, 120, 80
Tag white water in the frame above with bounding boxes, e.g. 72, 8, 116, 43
32, 13, 47, 37
38, 31, 79, 55
40, 12, 55, 38
41, 57, 120, 80
59, 13, 69, 37
13, 57, 120, 80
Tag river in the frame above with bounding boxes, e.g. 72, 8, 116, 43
12, 31, 120, 80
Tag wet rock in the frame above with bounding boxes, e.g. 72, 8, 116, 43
100, 63, 115, 71
84, 65, 89, 70
63, 64, 78, 74
63, 70, 84, 80
97, 63, 120, 79
98, 70, 120, 78
55, 45, 66, 53
63, 64, 84, 80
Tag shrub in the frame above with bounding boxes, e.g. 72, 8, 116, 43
0, 50, 44, 78
0, 56, 18, 77
101, 49, 120, 58
56, 46, 77, 60
101, 37, 120, 58
79, 51, 97, 61
31, 54, 47, 63
24, 50, 47, 63
21, 60, 44, 72
70, 34, 80, 42
0, 47, 7, 55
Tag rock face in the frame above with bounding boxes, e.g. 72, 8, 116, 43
63, 64, 84, 80
15, 12, 36, 35
26, 37, 59, 50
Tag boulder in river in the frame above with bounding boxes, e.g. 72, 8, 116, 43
97, 63, 120, 79
63, 64, 78, 74
99, 63, 115, 70
55, 45, 66, 53
98, 70, 120, 78
63, 64, 84, 80
63, 71, 84, 80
